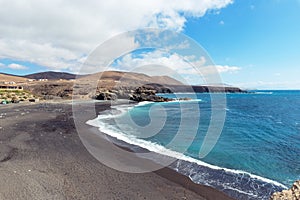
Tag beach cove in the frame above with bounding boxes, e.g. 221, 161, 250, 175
0, 100, 233, 200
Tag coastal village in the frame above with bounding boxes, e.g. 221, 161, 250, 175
0, 78, 46, 104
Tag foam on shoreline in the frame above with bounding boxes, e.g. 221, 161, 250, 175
86, 101, 287, 199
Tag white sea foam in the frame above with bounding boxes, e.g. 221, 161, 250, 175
86, 102, 288, 189
133, 101, 155, 107
157, 92, 198, 95
222, 186, 259, 198
172, 99, 202, 102
253, 92, 273, 95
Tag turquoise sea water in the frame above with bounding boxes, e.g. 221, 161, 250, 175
89, 90, 300, 199
158, 91, 300, 184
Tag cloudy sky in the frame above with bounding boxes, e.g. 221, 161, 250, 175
0, 0, 299, 89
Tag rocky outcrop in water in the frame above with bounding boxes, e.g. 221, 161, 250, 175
94, 86, 172, 102
270, 181, 300, 200
129, 86, 171, 102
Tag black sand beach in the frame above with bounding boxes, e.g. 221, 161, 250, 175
0, 101, 234, 200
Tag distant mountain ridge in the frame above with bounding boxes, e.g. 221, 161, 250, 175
0, 71, 184, 85
24, 71, 79, 80
0, 71, 245, 95
77, 71, 184, 86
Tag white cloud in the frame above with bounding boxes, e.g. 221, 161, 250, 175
114, 50, 206, 74
115, 50, 240, 74
0, 39, 78, 70
113, 50, 210, 84
0, 0, 233, 72
219, 20, 225, 25
0, 63, 28, 70
215, 65, 241, 73
8, 63, 28, 70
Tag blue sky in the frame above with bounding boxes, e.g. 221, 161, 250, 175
0, 0, 299, 89
183, 0, 300, 89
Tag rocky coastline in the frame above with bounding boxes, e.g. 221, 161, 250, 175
93, 84, 245, 102
94, 86, 173, 102
270, 181, 300, 200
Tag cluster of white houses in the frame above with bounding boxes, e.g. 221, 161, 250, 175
27, 78, 48, 82
0, 84, 24, 91
0, 78, 50, 91
0, 81, 24, 91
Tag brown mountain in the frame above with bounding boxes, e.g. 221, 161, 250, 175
24, 71, 79, 80
77, 71, 183, 87
2, 70, 182, 85
3, 70, 184, 99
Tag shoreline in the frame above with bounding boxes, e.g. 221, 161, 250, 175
0, 100, 234, 200
86, 100, 286, 199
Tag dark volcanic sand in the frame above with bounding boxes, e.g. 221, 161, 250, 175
0, 101, 234, 200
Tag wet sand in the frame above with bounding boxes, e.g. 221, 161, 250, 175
0, 101, 234, 200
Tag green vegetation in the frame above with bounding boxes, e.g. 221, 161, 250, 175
0, 90, 25, 94
0, 90, 38, 104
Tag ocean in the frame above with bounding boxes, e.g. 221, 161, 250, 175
87, 90, 300, 200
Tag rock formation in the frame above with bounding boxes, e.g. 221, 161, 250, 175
129, 86, 171, 102
94, 86, 172, 102
94, 91, 117, 101
270, 181, 300, 200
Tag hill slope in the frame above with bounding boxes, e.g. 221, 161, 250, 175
17, 70, 183, 85
24, 71, 79, 80
78, 71, 183, 86
0, 73, 27, 83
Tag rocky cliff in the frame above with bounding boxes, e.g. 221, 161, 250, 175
94, 86, 172, 102
270, 181, 300, 200
150, 84, 245, 93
